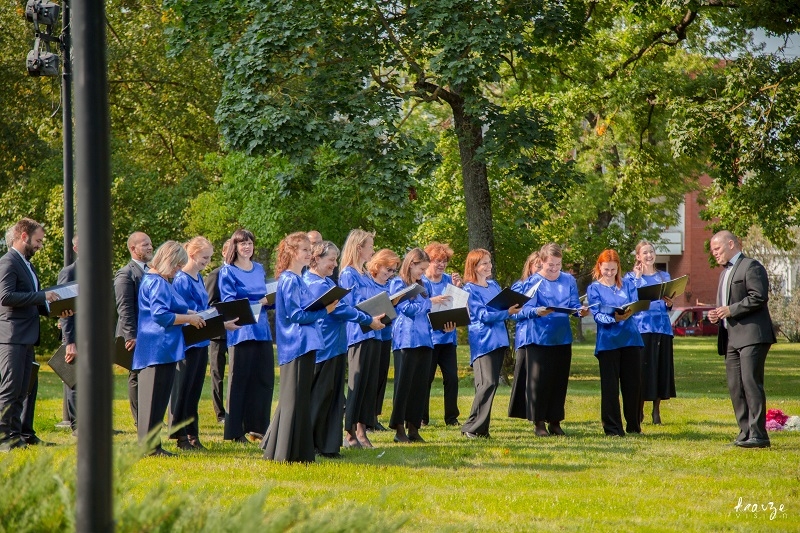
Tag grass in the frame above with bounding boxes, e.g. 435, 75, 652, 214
2, 336, 799, 531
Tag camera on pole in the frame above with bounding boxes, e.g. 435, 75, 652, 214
24, 0, 62, 77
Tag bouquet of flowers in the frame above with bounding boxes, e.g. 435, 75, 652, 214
766, 409, 793, 431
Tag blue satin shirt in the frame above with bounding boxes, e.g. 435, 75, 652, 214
624, 271, 674, 336
422, 274, 458, 346
510, 278, 530, 351
464, 280, 511, 364
218, 262, 272, 346
303, 271, 373, 363
339, 266, 378, 346
274, 271, 326, 365
389, 277, 433, 351
515, 272, 580, 347
173, 270, 210, 350
587, 278, 644, 354
132, 273, 189, 370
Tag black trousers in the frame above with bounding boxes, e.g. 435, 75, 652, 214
169, 346, 209, 438
128, 369, 139, 426
310, 353, 346, 454
461, 348, 505, 436
208, 338, 227, 421
344, 339, 380, 431
508, 348, 527, 419
0, 343, 34, 442
65, 383, 77, 432
726, 342, 770, 441
422, 343, 460, 425
21, 368, 39, 439
389, 347, 432, 430
137, 362, 177, 450
262, 351, 316, 463
525, 343, 571, 423
374, 339, 392, 423
224, 340, 274, 440
596, 346, 642, 436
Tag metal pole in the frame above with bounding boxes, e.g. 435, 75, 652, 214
73, 0, 113, 530
62, 0, 73, 266
61, 0, 74, 426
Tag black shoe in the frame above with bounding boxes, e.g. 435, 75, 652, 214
188, 436, 206, 450
148, 446, 176, 457
176, 436, 195, 451
548, 423, 566, 436
231, 435, 250, 444
408, 434, 426, 443
735, 438, 771, 449
373, 422, 388, 432
445, 419, 460, 426
0, 438, 27, 452
23, 436, 54, 446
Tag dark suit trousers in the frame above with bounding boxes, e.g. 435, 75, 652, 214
224, 340, 274, 440
596, 346, 642, 436
422, 343, 460, 425
310, 353, 346, 454
21, 372, 38, 438
0, 343, 34, 441
169, 346, 209, 438
725, 342, 770, 441
128, 369, 139, 426
461, 348, 505, 436
137, 362, 177, 450
389, 347, 432, 430
209, 338, 227, 420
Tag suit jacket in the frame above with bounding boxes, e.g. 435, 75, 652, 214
204, 266, 226, 341
716, 255, 776, 355
114, 260, 145, 342
57, 260, 77, 345
0, 249, 47, 346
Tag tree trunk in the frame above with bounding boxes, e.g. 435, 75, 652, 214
450, 96, 495, 257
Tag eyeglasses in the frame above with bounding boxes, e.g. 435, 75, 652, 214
386, 268, 397, 274
432, 259, 448, 265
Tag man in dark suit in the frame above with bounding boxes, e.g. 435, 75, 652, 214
205, 239, 230, 424
0, 218, 60, 451
114, 231, 153, 426
57, 236, 79, 436
709, 230, 776, 449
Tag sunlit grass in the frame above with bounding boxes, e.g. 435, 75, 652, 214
3, 337, 799, 531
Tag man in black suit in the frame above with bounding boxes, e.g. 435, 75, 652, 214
205, 239, 230, 424
114, 231, 153, 426
0, 218, 60, 451
57, 236, 79, 436
709, 230, 776, 449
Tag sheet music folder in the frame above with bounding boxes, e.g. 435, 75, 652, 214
48, 344, 77, 389
214, 298, 257, 326
486, 287, 530, 311
636, 275, 688, 301
356, 292, 396, 333
428, 307, 470, 330
305, 286, 350, 312
42, 281, 78, 316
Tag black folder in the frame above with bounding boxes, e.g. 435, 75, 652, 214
48, 344, 77, 389
636, 275, 688, 301
114, 336, 134, 371
214, 298, 257, 326
545, 306, 581, 315
389, 283, 425, 305
305, 286, 350, 312
182, 314, 226, 345
428, 307, 470, 330
612, 300, 652, 315
356, 292, 397, 333
264, 279, 278, 305
486, 287, 530, 311
42, 281, 78, 317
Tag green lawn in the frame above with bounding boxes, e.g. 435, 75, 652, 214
3, 337, 799, 531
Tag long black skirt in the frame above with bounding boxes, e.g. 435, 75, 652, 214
224, 340, 274, 440
310, 353, 346, 454
640, 333, 676, 401
389, 347, 432, 430
344, 339, 380, 431
262, 351, 316, 463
